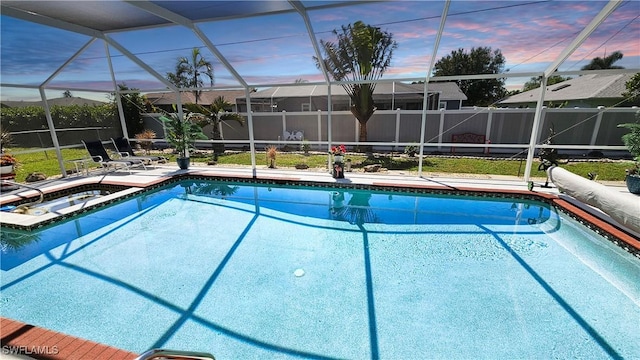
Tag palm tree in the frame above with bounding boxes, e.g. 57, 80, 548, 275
315, 21, 397, 149
167, 47, 214, 104
184, 96, 244, 161
581, 51, 624, 70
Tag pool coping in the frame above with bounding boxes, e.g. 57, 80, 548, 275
1, 168, 639, 359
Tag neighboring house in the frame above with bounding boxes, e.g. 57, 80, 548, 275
1, 97, 107, 108
235, 82, 467, 112
499, 73, 637, 108
144, 90, 246, 112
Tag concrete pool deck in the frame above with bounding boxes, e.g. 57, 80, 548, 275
1, 164, 638, 360
1, 164, 635, 236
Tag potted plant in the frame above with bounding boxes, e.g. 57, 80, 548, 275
330, 144, 346, 178
134, 129, 157, 154
331, 144, 346, 163
160, 110, 208, 170
0, 154, 18, 175
404, 144, 418, 157
266, 145, 278, 168
618, 112, 640, 194
300, 140, 311, 155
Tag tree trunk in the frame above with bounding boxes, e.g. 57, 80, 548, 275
352, 107, 373, 154
211, 119, 225, 156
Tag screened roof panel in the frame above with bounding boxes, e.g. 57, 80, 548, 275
435, 1, 607, 75
300, 1, 353, 8
1, 1, 168, 32
154, 0, 295, 22
1, 0, 638, 102
46, 41, 115, 91
308, 1, 446, 80
198, 12, 323, 85
108, 25, 244, 89
563, 1, 640, 71
0, 16, 92, 86
107, 47, 175, 91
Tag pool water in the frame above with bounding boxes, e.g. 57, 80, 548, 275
1, 180, 638, 359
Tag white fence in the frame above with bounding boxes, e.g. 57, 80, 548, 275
144, 107, 637, 157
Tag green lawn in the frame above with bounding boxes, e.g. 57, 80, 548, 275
5, 148, 632, 183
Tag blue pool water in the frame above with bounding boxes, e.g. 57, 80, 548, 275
1, 180, 639, 359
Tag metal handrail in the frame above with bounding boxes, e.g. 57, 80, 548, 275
0, 180, 45, 208
134, 349, 215, 360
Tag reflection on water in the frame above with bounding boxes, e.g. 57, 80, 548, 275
0, 228, 41, 252
330, 191, 380, 225
180, 181, 554, 227
184, 181, 240, 198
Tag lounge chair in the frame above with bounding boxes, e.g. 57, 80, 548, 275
82, 140, 146, 173
111, 137, 167, 166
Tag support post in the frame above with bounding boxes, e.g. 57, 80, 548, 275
39, 88, 66, 178
524, 77, 548, 182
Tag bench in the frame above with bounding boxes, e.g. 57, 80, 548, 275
451, 133, 488, 154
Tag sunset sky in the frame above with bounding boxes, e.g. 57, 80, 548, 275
1, 0, 639, 101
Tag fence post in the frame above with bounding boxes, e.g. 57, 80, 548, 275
485, 108, 493, 154
395, 108, 401, 151
589, 106, 605, 148
354, 118, 359, 143
317, 110, 322, 151
282, 110, 287, 143
438, 108, 445, 151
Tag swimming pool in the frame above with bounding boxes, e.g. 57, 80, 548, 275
1, 179, 639, 359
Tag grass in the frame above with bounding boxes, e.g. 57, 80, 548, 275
5, 147, 633, 183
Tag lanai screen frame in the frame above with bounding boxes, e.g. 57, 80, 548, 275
0, 0, 637, 181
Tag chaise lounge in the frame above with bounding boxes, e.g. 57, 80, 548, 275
82, 140, 146, 173
111, 137, 167, 166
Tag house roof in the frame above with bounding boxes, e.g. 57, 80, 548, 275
246, 82, 467, 101
500, 73, 635, 104
144, 90, 246, 106
1, 97, 107, 108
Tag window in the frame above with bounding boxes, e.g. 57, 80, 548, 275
301, 103, 311, 111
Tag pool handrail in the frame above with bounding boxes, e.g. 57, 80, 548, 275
0, 179, 44, 208
134, 348, 215, 360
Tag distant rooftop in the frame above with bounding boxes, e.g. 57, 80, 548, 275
500, 73, 635, 104
248, 82, 467, 101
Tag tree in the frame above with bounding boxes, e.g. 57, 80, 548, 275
622, 72, 640, 106
581, 50, 624, 70
432, 47, 507, 106
62, 90, 73, 98
115, 84, 146, 137
184, 96, 244, 161
522, 75, 571, 92
166, 47, 214, 104
315, 21, 397, 146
